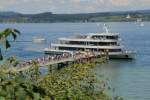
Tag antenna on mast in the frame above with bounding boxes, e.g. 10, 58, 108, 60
103, 23, 109, 33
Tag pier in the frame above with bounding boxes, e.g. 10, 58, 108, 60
5, 51, 108, 73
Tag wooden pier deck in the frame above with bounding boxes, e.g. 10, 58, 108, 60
5, 52, 108, 73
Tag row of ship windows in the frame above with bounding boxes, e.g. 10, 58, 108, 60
59, 47, 122, 52
60, 41, 119, 46
91, 36, 118, 40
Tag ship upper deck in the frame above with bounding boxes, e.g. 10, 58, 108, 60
51, 43, 123, 49
58, 37, 119, 42
88, 32, 119, 36
58, 32, 120, 42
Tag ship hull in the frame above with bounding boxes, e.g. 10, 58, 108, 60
109, 52, 136, 59
44, 49, 136, 59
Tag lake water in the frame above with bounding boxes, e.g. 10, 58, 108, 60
0, 22, 150, 100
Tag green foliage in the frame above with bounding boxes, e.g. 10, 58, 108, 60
37, 62, 112, 100
0, 58, 119, 100
0, 28, 123, 100
0, 11, 150, 23
0, 28, 20, 60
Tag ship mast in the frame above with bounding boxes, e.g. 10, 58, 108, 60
103, 24, 109, 33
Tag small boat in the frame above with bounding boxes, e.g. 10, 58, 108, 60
32, 37, 46, 43
140, 22, 144, 27
137, 18, 142, 22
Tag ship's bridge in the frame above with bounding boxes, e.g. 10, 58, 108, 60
88, 32, 119, 36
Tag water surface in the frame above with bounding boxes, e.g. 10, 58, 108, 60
0, 22, 150, 100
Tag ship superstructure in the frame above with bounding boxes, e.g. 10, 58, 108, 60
44, 25, 136, 59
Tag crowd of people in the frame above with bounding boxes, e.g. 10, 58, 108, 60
18, 51, 100, 68
20, 53, 73, 67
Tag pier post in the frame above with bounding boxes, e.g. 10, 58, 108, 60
48, 65, 53, 73
106, 49, 109, 60
57, 63, 64, 70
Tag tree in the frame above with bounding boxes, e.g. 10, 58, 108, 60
0, 28, 20, 60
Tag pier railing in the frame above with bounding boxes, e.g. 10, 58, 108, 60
3, 51, 108, 73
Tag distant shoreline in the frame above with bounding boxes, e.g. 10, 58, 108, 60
0, 21, 150, 24
0, 17, 149, 23
0, 10, 150, 23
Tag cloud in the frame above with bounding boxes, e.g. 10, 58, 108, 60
0, 0, 17, 10
110, 0, 150, 6
137, 0, 150, 6
110, 0, 131, 6
0, 0, 150, 13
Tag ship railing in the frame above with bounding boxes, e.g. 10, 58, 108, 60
122, 50, 136, 54
59, 37, 120, 42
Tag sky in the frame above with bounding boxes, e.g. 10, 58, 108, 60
0, 0, 150, 14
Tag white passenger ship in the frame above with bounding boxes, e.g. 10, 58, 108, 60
44, 25, 136, 59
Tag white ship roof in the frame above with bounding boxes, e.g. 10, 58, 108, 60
51, 43, 123, 49
58, 37, 118, 42
88, 32, 119, 36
